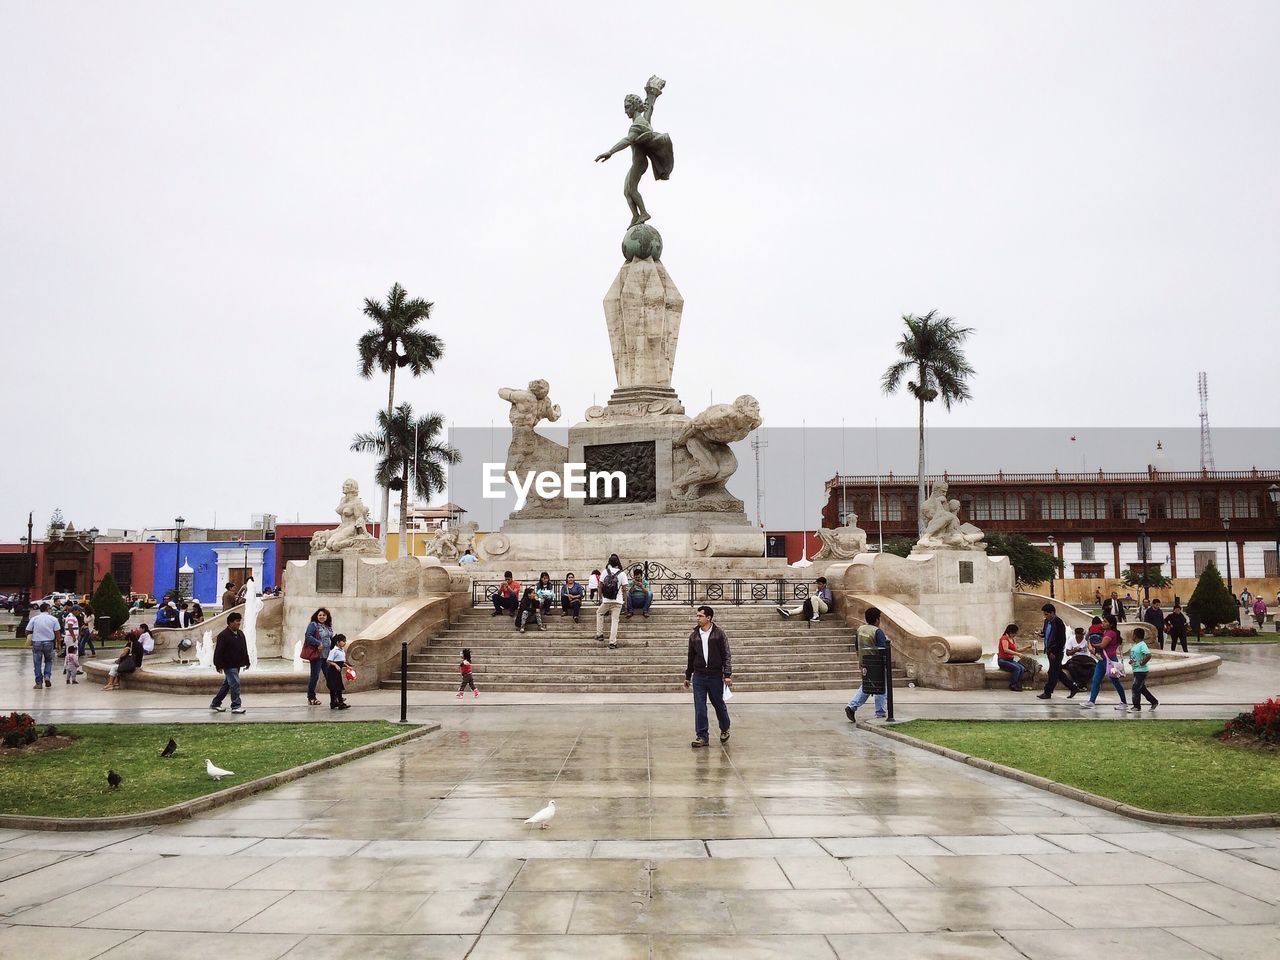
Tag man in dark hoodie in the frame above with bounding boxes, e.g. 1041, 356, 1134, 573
1037, 602, 1079, 699
684, 605, 732, 749
210, 612, 251, 715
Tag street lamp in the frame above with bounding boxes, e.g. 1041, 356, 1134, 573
174, 516, 185, 600
85, 526, 99, 597
1136, 505, 1150, 602
1222, 516, 1233, 601
1047, 534, 1056, 599
1269, 484, 1279, 592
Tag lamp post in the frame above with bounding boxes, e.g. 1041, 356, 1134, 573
85, 526, 99, 598
1222, 516, 1233, 601
1136, 505, 1150, 602
1269, 484, 1279, 597
1047, 534, 1056, 599
174, 516, 185, 600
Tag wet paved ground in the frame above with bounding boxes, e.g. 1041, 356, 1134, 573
1, 701, 1278, 959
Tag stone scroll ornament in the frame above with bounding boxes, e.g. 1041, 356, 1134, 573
310, 479, 382, 556
915, 479, 986, 551
498, 380, 568, 515
596, 75, 673, 261
671, 396, 762, 501
813, 513, 869, 561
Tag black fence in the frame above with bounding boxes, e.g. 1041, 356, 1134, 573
470, 560, 813, 609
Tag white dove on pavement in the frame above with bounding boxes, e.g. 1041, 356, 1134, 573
524, 800, 556, 829
206, 759, 234, 781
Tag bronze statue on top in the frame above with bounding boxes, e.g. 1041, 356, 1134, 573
595, 75, 674, 227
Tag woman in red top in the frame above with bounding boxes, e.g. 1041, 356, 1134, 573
1081, 613, 1128, 709
995, 624, 1032, 691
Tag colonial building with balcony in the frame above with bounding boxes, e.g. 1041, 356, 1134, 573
823, 468, 1280, 582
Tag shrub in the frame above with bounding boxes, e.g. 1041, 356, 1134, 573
91, 572, 132, 632
1186, 563, 1237, 631
1224, 696, 1280, 744
1210, 625, 1259, 638
0, 712, 38, 748
985, 532, 1062, 588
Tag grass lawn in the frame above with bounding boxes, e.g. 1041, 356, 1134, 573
893, 719, 1280, 817
1190, 635, 1280, 645
0, 721, 410, 817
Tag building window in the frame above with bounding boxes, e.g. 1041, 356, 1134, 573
1187, 494, 1200, 519
1007, 494, 1023, 520
1266, 550, 1278, 578
1171, 493, 1186, 519
1080, 537, 1095, 561
989, 494, 1004, 520
1124, 493, 1149, 519
972, 494, 989, 521
1080, 494, 1095, 520
1095, 495, 1108, 519
1065, 493, 1079, 520
1049, 493, 1064, 519
1194, 550, 1218, 576
887, 495, 901, 522
110, 553, 133, 596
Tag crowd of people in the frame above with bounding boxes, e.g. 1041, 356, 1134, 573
992, 602, 1161, 712
488, 555, 657, 648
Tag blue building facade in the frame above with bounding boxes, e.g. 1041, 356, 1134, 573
152, 540, 275, 604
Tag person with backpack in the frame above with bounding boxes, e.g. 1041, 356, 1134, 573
595, 554, 627, 648
845, 606, 889, 721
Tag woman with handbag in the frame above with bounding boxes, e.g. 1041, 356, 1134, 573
302, 608, 334, 706
1080, 613, 1128, 710
102, 630, 144, 691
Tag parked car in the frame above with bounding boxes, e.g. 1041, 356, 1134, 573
128, 593, 157, 609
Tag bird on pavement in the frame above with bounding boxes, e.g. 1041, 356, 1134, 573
160, 738, 177, 758
205, 759, 234, 781
524, 800, 556, 829
107, 769, 122, 790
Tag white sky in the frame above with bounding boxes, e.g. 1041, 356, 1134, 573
3, 1, 1278, 538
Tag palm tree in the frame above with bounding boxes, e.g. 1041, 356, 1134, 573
351, 404, 461, 557
881, 310, 976, 535
357, 283, 444, 547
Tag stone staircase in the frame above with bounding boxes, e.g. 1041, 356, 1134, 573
384, 605, 904, 693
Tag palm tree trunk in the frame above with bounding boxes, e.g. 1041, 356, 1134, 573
917, 395, 926, 537
399, 463, 410, 559
380, 365, 396, 555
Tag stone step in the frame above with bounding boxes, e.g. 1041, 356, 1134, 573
384, 679, 860, 693
439, 626, 849, 638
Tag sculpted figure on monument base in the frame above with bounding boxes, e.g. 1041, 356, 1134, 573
310, 479, 382, 555
424, 521, 479, 561
499, 379, 568, 515
914, 479, 985, 551
814, 513, 869, 561
671, 396, 762, 502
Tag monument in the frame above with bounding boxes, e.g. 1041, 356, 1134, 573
483, 75, 765, 562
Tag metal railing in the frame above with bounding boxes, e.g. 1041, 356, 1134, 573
826, 468, 1280, 490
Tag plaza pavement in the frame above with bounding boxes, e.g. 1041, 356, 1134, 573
0, 646, 1277, 958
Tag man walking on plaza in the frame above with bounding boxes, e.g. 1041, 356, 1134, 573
1143, 598, 1167, 648
845, 607, 889, 721
210, 612, 250, 714
1103, 591, 1126, 622
1037, 602, 1079, 699
25, 602, 61, 689
684, 605, 732, 748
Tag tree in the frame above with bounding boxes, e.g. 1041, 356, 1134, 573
1186, 562, 1237, 631
876, 537, 916, 558
985, 533, 1062, 589
90, 571, 131, 632
351, 403, 461, 557
1120, 567, 1173, 593
881, 311, 976, 534
357, 283, 444, 548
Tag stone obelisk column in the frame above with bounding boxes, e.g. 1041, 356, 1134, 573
594, 223, 685, 418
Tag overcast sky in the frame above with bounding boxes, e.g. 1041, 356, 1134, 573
3, 1, 1278, 539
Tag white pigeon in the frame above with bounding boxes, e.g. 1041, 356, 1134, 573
524, 800, 556, 829
206, 758, 234, 781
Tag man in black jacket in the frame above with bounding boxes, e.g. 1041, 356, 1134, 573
1037, 602, 1079, 699
684, 605, 732, 748
210, 612, 251, 714
1143, 598, 1167, 649
1164, 601, 1189, 653
1103, 592, 1126, 622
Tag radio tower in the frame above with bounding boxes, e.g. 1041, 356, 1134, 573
751, 431, 768, 527
1198, 372, 1216, 471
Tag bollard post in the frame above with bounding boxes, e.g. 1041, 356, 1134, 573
399, 641, 408, 724
883, 637, 894, 722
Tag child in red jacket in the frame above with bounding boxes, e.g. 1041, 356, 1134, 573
456, 647, 479, 699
